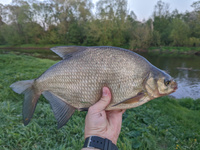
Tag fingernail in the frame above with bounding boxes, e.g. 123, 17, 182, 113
103, 87, 108, 96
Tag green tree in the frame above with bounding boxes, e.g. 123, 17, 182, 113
0, 0, 49, 45
85, 0, 128, 46
0, 16, 6, 45
191, 1, 200, 11
183, 1, 200, 46
0, 0, 199, 49
191, 1, 200, 38
129, 23, 152, 49
170, 18, 189, 46
153, 0, 171, 45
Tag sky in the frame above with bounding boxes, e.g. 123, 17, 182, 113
0, 0, 196, 21
127, 0, 195, 21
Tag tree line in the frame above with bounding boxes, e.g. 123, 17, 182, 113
0, 0, 200, 49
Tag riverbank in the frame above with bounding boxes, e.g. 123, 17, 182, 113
149, 46, 200, 55
134, 46, 200, 55
0, 44, 58, 49
0, 44, 200, 55
1, 54, 200, 149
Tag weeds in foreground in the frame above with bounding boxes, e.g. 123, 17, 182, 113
0, 54, 199, 150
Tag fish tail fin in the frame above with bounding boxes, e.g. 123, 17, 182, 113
10, 79, 41, 126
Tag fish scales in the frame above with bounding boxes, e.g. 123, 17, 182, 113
37, 47, 148, 109
10, 46, 177, 128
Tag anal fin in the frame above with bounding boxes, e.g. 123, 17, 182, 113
42, 91, 76, 129
112, 92, 145, 107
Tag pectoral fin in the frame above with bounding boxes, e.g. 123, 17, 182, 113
42, 91, 76, 129
112, 92, 145, 107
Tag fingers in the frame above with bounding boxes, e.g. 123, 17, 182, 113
106, 109, 126, 125
107, 110, 124, 118
121, 109, 126, 114
107, 109, 126, 115
90, 87, 111, 113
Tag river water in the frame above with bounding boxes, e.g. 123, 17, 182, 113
1, 49, 200, 99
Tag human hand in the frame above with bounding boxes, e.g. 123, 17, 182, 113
84, 87, 125, 145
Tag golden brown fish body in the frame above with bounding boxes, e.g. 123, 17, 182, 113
10, 46, 177, 128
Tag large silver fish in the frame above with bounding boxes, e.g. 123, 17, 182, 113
10, 46, 177, 128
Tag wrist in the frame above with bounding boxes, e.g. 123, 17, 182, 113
81, 148, 100, 150
82, 136, 118, 150
84, 134, 118, 145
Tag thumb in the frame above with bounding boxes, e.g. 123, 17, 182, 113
91, 87, 111, 113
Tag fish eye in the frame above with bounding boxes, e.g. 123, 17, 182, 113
164, 79, 171, 86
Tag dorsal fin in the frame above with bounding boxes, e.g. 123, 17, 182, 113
50, 46, 87, 59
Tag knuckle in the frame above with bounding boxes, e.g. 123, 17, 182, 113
88, 106, 95, 112
101, 94, 110, 101
100, 97, 109, 104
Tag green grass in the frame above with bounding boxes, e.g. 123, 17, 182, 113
0, 54, 200, 150
0, 48, 61, 60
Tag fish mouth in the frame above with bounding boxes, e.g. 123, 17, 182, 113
171, 88, 177, 94
171, 81, 178, 92
174, 86, 178, 91
165, 85, 178, 95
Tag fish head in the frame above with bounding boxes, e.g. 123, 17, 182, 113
156, 74, 178, 96
145, 68, 178, 99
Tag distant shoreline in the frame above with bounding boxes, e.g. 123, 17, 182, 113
134, 48, 200, 56
0, 45, 200, 56
0, 47, 50, 49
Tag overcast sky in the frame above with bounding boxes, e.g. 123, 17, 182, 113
127, 0, 195, 21
0, 0, 196, 21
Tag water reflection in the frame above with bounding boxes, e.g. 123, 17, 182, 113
138, 52, 200, 99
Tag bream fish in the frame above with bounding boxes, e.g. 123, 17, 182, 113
10, 46, 178, 128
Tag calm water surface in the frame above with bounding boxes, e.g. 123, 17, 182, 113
1, 49, 200, 99
138, 52, 200, 99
